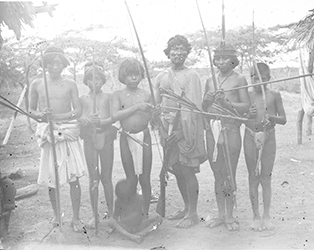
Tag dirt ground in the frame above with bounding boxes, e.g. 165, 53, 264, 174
1, 88, 314, 250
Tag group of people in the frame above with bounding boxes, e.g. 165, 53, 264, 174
23, 34, 286, 243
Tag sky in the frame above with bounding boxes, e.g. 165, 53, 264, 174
3, 0, 314, 61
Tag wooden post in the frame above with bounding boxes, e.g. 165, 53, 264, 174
297, 108, 304, 144
2, 85, 28, 145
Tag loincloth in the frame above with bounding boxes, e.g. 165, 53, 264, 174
121, 128, 150, 176
245, 127, 275, 150
81, 125, 117, 150
210, 120, 240, 162
35, 121, 87, 188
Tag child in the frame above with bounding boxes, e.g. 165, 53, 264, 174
108, 179, 162, 244
29, 46, 86, 232
111, 58, 154, 218
202, 43, 250, 231
79, 62, 116, 227
244, 62, 286, 231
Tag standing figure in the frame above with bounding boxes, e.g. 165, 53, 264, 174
155, 35, 207, 229
29, 46, 86, 232
244, 62, 286, 231
202, 43, 250, 231
108, 179, 162, 244
79, 62, 116, 227
111, 58, 154, 218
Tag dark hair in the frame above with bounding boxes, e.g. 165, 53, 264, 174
118, 58, 145, 84
83, 61, 106, 85
115, 179, 136, 201
213, 43, 239, 69
163, 35, 192, 59
250, 62, 270, 78
42, 46, 70, 68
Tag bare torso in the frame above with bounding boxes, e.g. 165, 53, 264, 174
113, 88, 151, 133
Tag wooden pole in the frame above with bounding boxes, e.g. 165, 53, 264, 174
40, 51, 62, 228
2, 85, 27, 145
92, 52, 99, 235
195, 0, 237, 204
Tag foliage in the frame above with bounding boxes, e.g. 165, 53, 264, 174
0, 36, 45, 90
50, 33, 141, 81
0, 1, 35, 46
186, 25, 290, 72
289, 9, 314, 49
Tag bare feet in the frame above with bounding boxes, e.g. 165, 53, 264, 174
50, 217, 62, 227
71, 220, 86, 233
205, 217, 225, 228
168, 210, 187, 220
130, 234, 143, 244
86, 217, 96, 229
250, 218, 262, 231
225, 219, 239, 231
262, 217, 275, 230
176, 213, 199, 229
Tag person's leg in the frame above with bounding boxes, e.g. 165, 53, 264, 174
168, 167, 189, 220
176, 166, 199, 229
206, 130, 226, 227
84, 138, 100, 227
224, 128, 241, 231
138, 131, 152, 217
137, 213, 163, 236
69, 178, 84, 232
244, 129, 262, 231
260, 132, 276, 230
120, 132, 138, 187
99, 137, 114, 218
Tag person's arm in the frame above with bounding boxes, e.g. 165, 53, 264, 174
110, 91, 153, 123
28, 80, 50, 122
267, 91, 287, 125
225, 75, 251, 115
92, 94, 113, 130
77, 97, 92, 127
202, 78, 216, 111
108, 201, 142, 244
154, 73, 163, 105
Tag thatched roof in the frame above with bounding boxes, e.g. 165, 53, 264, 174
0, 1, 57, 47
290, 9, 314, 49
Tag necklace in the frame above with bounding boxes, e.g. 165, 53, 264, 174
218, 71, 234, 88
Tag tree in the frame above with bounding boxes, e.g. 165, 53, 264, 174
186, 26, 290, 72
0, 1, 57, 48
50, 34, 140, 82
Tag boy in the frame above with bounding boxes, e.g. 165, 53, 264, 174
202, 43, 250, 231
29, 46, 86, 232
79, 61, 116, 227
111, 58, 154, 218
108, 179, 162, 244
244, 62, 286, 231
154, 35, 206, 228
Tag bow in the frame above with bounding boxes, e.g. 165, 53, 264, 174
195, 0, 237, 206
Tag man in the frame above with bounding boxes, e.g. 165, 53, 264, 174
29, 46, 86, 232
202, 43, 250, 231
155, 35, 206, 229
